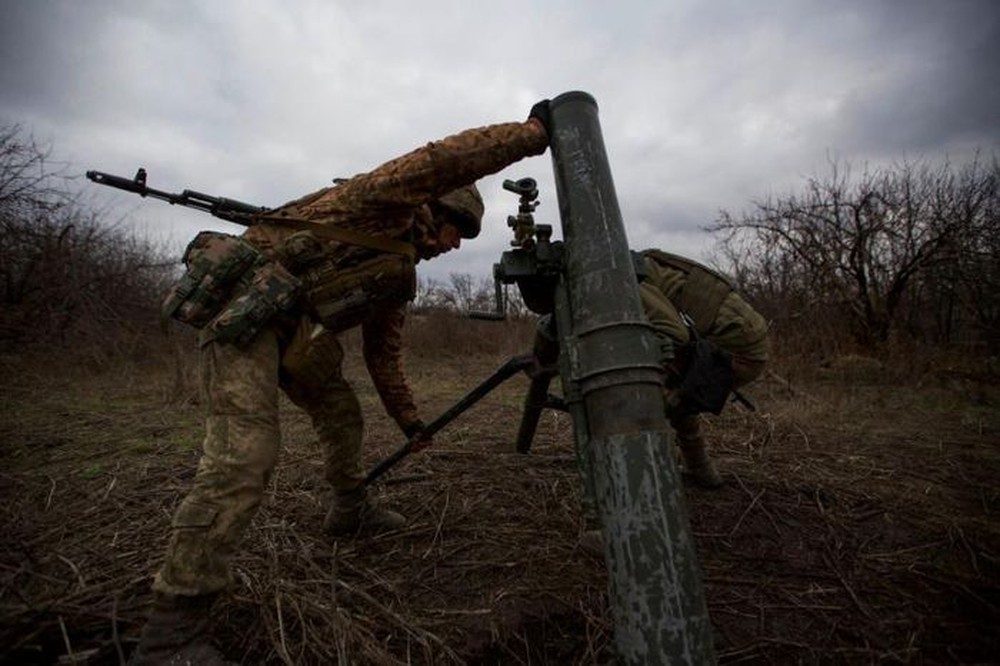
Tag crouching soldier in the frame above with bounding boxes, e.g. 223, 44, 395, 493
638, 249, 770, 488
577, 249, 769, 558
129, 107, 552, 665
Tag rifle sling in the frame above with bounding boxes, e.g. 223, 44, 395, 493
254, 213, 416, 259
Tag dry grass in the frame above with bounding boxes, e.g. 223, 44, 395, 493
1, 319, 998, 664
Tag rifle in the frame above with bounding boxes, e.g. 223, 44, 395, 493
86, 168, 416, 257
85, 168, 267, 224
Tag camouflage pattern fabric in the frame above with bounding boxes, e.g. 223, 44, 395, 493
298, 251, 415, 335
434, 184, 485, 238
154, 328, 282, 596
161, 232, 262, 328
243, 120, 548, 264
153, 120, 547, 596
202, 261, 301, 347
280, 319, 366, 492
241, 119, 546, 423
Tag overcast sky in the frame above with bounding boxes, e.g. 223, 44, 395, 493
2, 0, 997, 282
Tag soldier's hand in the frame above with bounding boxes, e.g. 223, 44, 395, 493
528, 99, 552, 134
409, 431, 435, 453
403, 421, 433, 452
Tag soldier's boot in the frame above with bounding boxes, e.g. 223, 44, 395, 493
323, 486, 406, 536
673, 414, 724, 489
678, 440, 724, 488
128, 592, 235, 666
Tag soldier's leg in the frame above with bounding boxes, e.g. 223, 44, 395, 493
731, 356, 767, 391
281, 322, 403, 535
154, 330, 282, 595
134, 330, 281, 664
670, 412, 724, 489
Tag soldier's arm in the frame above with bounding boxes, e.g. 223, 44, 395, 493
301, 120, 549, 219
361, 306, 422, 434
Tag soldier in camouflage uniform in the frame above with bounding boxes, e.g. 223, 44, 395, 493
577, 249, 769, 558
130, 106, 552, 665
638, 249, 770, 488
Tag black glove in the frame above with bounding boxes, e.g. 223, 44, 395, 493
403, 420, 426, 440
403, 420, 434, 452
528, 99, 552, 134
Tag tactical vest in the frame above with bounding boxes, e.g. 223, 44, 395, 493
295, 248, 415, 334
642, 249, 734, 334
162, 217, 418, 345
263, 219, 417, 335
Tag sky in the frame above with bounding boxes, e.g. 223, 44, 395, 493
2, 0, 998, 283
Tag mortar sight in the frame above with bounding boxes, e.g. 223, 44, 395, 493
502, 177, 538, 199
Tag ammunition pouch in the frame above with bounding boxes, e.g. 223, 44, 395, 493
289, 238, 416, 334
161, 231, 263, 328
202, 261, 300, 347
161, 231, 301, 347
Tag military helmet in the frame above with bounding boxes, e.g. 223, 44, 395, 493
435, 184, 484, 239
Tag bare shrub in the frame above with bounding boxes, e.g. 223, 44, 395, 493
0, 124, 178, 367
713, 154, 999, 359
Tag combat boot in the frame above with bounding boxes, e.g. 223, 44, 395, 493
679, 442, 724, 488
672, 414, 724, 489
323, 486, 406, 536
128, 592, 235, 665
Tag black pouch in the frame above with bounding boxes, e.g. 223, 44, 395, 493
677, 315, 734, 415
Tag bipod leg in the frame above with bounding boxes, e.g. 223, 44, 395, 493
515, 317, 561, 454
364, 354, 536, 486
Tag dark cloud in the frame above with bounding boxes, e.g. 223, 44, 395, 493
1, 0, 997, 279
831, 0, 1000, 154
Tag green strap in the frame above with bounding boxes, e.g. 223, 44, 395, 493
254, 213, 416, 260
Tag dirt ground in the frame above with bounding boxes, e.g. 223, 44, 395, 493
1, 327, 998, 665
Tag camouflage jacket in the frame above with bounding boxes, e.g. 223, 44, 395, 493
246, 119, 548, 429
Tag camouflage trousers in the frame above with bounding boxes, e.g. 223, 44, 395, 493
153, 318, 364, 597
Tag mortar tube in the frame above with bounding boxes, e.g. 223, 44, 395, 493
547, 90, 716, 665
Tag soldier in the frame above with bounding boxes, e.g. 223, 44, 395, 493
638, 248, 770, 488
129, 104, 553, 665
577, 249, 769, 558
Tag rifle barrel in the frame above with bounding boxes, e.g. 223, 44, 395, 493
86, 169, 267, 224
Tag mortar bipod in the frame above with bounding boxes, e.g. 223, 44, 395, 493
514, 315, 566, 453
364, 351, 556, 486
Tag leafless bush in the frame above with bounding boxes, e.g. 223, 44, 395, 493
413, 273, 527, 317
713, 153, 999, 357
0, 124, 177, 363
404, 309, 536, 359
